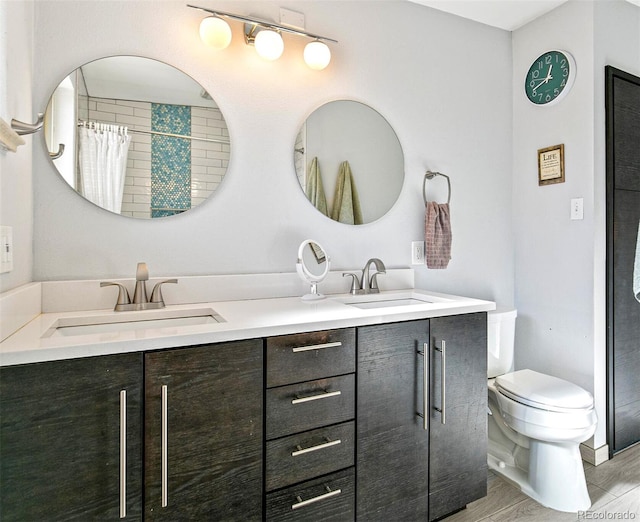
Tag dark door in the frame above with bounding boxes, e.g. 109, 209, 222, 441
606, 66, 640, 454
0, 354, 143, 521
144, 340, 263, 521
357, 320, 430, 521
429, 313, 487, 520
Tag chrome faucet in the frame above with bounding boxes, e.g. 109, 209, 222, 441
343, 258, 386, 295
101, 262, 177, 311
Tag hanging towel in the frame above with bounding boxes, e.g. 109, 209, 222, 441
305, 157, 328, 216
634, 221, 640, 302
331, 161, 363, 225
425, 201, 452, 269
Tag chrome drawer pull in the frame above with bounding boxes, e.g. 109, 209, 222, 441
434, 340, 446, 424
292, 437, 342, 457
120, 390, 127, 518
416, 342, 429, 431
292, 341, 342, 353
161, 384, 168, 508
291, 390, 341, 405
292, 485, 342, 510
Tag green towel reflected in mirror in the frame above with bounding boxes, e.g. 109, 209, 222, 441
305, 158, 363, 225
305, 157, 328, 217
331, 161, 363, 225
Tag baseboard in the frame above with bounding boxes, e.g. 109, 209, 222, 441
580, 443, 609, 466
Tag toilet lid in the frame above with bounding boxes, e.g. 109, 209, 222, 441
495, 369, 593, 412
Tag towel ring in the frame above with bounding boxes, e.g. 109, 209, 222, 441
423, 171, 451, 206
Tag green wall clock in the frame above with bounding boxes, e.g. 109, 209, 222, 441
524, 50, 576, 106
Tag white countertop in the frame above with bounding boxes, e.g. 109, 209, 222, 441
0, 289, 495, 367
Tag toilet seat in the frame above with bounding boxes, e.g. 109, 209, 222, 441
495, 369, 593, 413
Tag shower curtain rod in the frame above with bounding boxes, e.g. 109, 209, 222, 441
77, 120, 229, 145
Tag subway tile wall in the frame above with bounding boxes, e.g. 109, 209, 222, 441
82, 96, 229, 218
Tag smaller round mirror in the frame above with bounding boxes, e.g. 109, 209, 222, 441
296, 239, 330, 301
294, 100, 404, 225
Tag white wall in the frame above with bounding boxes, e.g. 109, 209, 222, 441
513, 0, 640, 450
0, 0, 34, 293
30, 0, 514, 309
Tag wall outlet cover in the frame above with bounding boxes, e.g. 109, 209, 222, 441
411, 241, 425, 265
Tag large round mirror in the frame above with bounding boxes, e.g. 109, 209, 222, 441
43, 56, 230, 218
294, 100, 404, 225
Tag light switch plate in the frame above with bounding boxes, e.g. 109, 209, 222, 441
0, 226, 14, 273
570, 198, 584, 220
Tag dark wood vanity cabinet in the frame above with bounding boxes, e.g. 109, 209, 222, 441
0, 312, 487, 522
264, 328, 357, 521
144, 340, 263, 521
0, 339, 263, 522
357, 313, 487, 522
428, 313, 488, 520
0, 353, 144, 521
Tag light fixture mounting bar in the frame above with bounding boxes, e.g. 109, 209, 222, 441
187, 4, 338, 43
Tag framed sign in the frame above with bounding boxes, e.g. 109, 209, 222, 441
538, 144, 565, 186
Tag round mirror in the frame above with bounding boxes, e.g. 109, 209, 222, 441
43, 56, 230, 218
294, 100, 404, 225
296, 239, 330, 301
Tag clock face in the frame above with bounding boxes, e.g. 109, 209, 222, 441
525, 50, 576, 106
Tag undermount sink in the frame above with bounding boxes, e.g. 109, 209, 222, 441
332, 291, 452, 310
43, 307, 224, 338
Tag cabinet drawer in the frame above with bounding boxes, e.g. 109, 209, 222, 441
266, 329, 355, 387
266, 468, 355, 522
266, 421, 355, 491
267, 374, 355, 439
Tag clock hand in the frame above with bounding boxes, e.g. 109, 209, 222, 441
532, 77, 549, 94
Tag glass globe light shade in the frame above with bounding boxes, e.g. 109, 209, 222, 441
199, 16, 232, 50
254, 29, 284, 61
304, 40, 331, 70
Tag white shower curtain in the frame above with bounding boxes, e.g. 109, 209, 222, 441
78, 123, 131, 214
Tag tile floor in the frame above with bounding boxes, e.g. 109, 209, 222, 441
443, 443, 640, 521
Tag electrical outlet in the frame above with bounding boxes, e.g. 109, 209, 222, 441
570, 198, 584, 220
0, 226, 13, 273
411, 241, 425, 265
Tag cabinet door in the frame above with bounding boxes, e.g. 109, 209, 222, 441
144, 340, 263, 521
429, 313, 487, 521
0, 354, 143, 521
357, 320, 430, 521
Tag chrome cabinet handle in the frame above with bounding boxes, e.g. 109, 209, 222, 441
417, 343, 429, 430
291, 341, 342, 353
161, 384, 168, 508
120, 390, 127, 519
291, 437, 341, 457
292, 485, 342, 510
291, 390, 341, 404
434, 340, 446, 424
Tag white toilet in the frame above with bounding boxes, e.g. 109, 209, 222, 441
487, 309, 597, 512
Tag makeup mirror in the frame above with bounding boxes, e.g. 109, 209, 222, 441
296, 239, 330, 301
295, 100, 404, 225
43, 56, 230, 218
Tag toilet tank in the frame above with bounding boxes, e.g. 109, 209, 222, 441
487, 308, 517, 378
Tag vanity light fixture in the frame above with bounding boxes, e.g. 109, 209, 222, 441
251, 28, 284, 61
188, 4, 337, 70
199, 15, 232, 50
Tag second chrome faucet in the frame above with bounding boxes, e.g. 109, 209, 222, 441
101, 262, 177, 311
343, 258, 386, 295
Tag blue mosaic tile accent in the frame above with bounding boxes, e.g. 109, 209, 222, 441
151, 104, 191, 218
